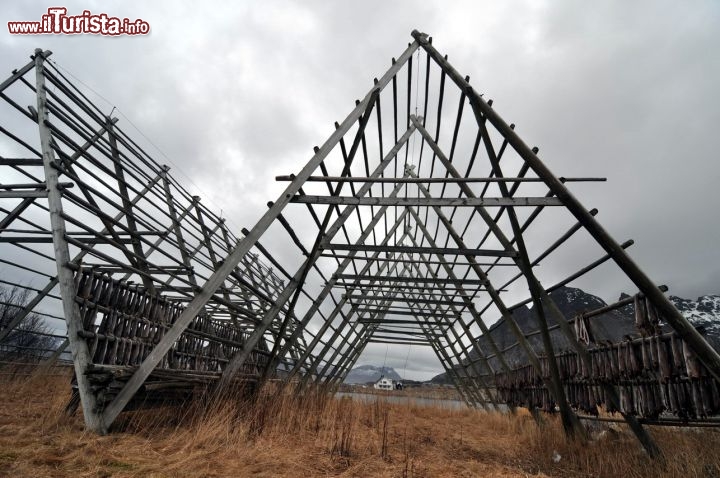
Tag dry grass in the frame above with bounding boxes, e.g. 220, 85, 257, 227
1, 366, 719, 477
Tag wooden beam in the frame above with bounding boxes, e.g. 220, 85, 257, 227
369, 334, 428, 343
291, 195, 563, 207
368, 340, 432, 346
327, 243, 516, 257
345, 294, 466, 306
107, 119, 155, 292
277, 175, 606, 183
320, 253, 514, 266
0, 236, 134, 244
0, 51, 50, 93
357, 319, 449, 326
0, 158, 44, 166
35, 49, 105, 434
0, 191, 47, 198
336, 274, 487, 285
352, 308, 457, 318
334, 282, 496, 292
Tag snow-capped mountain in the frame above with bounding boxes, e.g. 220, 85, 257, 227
344, 364, 403, 384
669, 294, 720, 348
670, 294, 720, 332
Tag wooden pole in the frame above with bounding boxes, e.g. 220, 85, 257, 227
291, 195, 563, 207
35, 49, 106, 434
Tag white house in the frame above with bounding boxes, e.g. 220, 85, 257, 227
373, 376, 403, 390
373, 376, 394, 390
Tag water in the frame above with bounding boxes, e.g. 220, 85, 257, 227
336, 391, 469, 410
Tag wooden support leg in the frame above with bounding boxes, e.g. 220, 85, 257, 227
35, 49, 106, 434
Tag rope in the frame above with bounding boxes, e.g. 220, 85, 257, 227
402, 344, 411, 380
381, 344, 389, 377
410, 48, 421, 166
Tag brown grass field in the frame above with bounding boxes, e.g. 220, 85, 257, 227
1, 366, 719, 477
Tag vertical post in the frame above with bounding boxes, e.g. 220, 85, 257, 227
160, 169, 207, 315
194, 200, 238, 325
35, 49, 105, 433
107, 119, 155, 292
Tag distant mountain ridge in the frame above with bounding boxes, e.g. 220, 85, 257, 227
344, 364, 403, 384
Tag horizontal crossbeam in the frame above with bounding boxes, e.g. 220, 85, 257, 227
0, 236, 135, 244
369, 334, 429, 344
277, 175, 606, 184
292, 195, 563, 207
0, 158, 44, 166
368, 340, 432, 346
336, 274, 487, 285
0, 191, 48, 198
357, 319, 450, 325
334, 282, 498, 292
352, 308, 458, 318
345, 294, 466, 306
326, 243, 516, 257
320, 253, 515, 266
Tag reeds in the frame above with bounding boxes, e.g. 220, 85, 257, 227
1, 366, 719, 477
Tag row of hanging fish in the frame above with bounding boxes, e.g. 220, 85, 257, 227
555, 332, 704, 382
498, 332, 704, 383
497, 374, 720, 419
494, 330, 720, 419
74, 267, 260, 372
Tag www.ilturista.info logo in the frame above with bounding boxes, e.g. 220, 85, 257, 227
7, 7, 150, 35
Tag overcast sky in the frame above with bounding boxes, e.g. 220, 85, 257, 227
2, 1, 719, 380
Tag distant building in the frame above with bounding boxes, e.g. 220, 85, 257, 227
373, 376, 403, 391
